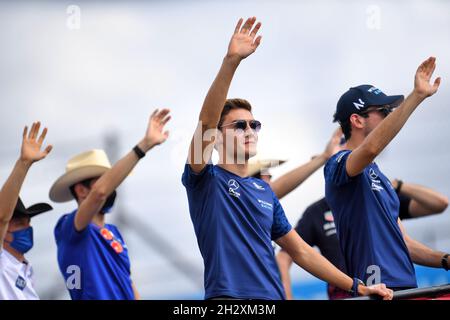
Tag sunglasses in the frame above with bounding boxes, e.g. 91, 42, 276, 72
219, 120, 262, 133
360, 105, 393, 118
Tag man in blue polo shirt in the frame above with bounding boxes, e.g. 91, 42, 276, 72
51, 109, 171, 299
182, 16, 393, 300
325, 57, 449, 290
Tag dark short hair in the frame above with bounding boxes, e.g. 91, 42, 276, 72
69, 178, 96, 201
339, 119, 352, 141
218, 98, 253, 128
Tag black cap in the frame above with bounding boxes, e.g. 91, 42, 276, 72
13, 197, 53, 219
333, 84, 404, 123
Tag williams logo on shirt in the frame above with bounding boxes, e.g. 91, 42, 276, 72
257, 199, 273, 211
227, 179, 241, 198
15, 276, 26, 291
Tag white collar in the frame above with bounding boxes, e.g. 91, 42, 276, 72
2, 247, 29, 267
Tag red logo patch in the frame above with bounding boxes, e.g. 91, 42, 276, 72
111, 240, 123, 254
100, 228, 113, 240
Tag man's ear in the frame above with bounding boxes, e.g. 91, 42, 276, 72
74, 183, 89, 200
349, 114, 365, 129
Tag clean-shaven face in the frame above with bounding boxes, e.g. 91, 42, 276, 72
219, 109, 260, 163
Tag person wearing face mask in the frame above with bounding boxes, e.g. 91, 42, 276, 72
50, 109, 171, 300
0, 122, 53, 300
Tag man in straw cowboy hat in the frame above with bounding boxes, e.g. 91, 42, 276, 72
50, 109, 171, 300
182, 17, 392, 300
0, 122, 53, 299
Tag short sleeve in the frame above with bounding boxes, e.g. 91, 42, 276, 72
181, 163, 214, 189
324, 150, 354, 187
271, 194, 292, 241
54, 211, 89, 245
294, 208, 316, 246
398, 194, 412, 220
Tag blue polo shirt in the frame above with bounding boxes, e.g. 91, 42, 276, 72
54, 211, 134, 300
182, 164, 292, 300
324, 150, 417, 288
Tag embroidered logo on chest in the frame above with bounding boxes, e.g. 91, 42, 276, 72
15, 275, 27, 291
369, 168, 384, 192
227, 179, 241, 198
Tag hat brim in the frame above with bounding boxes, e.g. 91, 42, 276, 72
333, 94, 405, 123
26, 203, 53, 218
49, 166, 110, 203
370, 94, 404, 108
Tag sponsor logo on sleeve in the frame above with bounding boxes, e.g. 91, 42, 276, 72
252, 181, 265, 191
257, 199, 273, 210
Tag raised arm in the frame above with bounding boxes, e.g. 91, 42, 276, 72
392, 180, 448, 217
271, 128, 343, 199
74, 109, 171, 231
346, 57, 441, 177
276, 230, 394, 299
398, 218, 449, 268
0, 122, 52, 246
187, 17, 262, 173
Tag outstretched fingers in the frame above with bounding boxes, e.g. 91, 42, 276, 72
419, 56, 436, 78
154, 108, 171, 123
31, 121, 41, 140
234, 18, 243, 34
161, 115, 172, 127
28, 122, 36, 140
23, 126, 28, 140
38, 127, 48, 145
253, 35, 262, 49
249, 22, 261, 39
240, 17, 256, 35
433, 76, 441, 92
43, 144, 53, 156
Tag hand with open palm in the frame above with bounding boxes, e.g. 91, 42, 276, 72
414, 56, 441, 99
227, 17, 262, 61
20, 122, 53, 165
140, 108, 171, 152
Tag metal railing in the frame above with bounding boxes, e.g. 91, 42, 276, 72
347, 284, 450, 300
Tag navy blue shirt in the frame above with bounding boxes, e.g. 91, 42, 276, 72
54, 211, 134, 300
182, 164, 292, 300
324, 150, 417, 288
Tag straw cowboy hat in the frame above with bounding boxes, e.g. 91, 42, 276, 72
247, 158, 286, 177
49, 149, 112, 203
